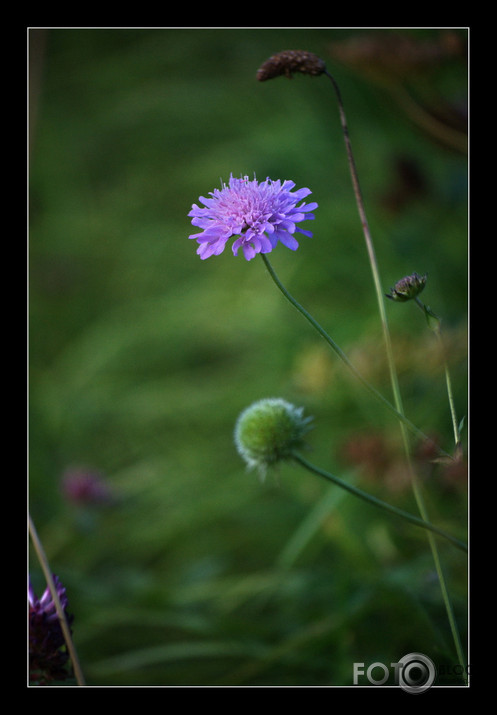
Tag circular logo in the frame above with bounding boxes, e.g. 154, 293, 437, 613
398, 653, 436, 693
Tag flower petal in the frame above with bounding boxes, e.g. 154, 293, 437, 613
274, 230, 299, 250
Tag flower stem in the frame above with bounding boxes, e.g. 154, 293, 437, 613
324, 71, 406, 436
290, 452, 467, 553
260, 253, 449, 458
324, 69, 467, 681
414, 297, 462, 449
29, 514, 86, 686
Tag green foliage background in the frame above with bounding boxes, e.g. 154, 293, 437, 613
29, 27, 468, 687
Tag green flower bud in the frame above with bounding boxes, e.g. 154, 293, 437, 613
234, 398, 313, 477
386, 272, 427, 302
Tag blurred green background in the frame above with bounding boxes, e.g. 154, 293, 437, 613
29, 28, 468, 686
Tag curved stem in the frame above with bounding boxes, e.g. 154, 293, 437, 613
29, 514, 86, 686
291, 453, 467, 553
260, 253, 449, 458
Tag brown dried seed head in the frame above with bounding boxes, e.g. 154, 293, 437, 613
257, 50, 327, 81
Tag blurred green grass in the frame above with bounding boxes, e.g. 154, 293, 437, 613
29, 28, 468, 686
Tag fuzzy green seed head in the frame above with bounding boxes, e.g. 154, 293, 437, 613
234, 398, 313, 477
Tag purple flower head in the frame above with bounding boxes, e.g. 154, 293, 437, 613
61, 467, 114, 506
29, 575, 69, 620
29, 575, 74, 684
188, 174, 318, 260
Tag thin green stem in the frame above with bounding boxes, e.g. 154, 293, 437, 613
324, 69, 467, 681
324, 71, 405, 430
29, 514, 86, 686
260, 253, 449, 458
443, 354, 461, 449
291, 453, 467, 553
414, 297, 461, 449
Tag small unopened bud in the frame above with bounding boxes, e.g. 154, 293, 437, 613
234, 398, 313, 478
257, 50, 327, 81
386, 272, 427, 302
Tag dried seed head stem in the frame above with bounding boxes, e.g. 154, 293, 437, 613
257, 50, 327, 81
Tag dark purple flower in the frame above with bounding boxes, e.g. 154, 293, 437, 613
188, 174, 318, 261
29, 575, 74, 685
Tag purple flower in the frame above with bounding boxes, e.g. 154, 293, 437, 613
61, 467, 114, 506
29, 575, 74, 685
188, 174, 318, 260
